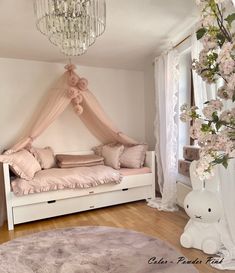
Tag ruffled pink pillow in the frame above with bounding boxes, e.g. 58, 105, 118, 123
0, 149, 41, 180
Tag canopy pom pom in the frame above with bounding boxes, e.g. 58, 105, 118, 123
72, 94, 83, 105
78, 78, 88, 91
74, 104, 83, 115
65, 64, 76, 71
68, 74, 79, 87
67, 87, 79, 99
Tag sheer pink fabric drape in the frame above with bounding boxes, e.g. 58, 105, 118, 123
80, 90, 138, 145
6, 65, 137, 154
6, 73, 71, 154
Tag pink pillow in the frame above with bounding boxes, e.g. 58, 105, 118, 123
102, 144, 124, 170
0, 149, 41, 180
120, 144, 147, 169
92, 144, 103, 157
30, 146, 56, 169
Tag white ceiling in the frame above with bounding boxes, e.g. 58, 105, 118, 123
0, 0, 199, 70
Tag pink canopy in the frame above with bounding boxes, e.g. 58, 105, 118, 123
6, 64, 138, 154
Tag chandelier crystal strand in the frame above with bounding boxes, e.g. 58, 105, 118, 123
96, 0, 106, 36
34, 0, 106, 56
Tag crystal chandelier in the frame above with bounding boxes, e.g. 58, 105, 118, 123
34, 0, 106, 56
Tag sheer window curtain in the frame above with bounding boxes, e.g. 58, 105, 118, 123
148, 49, 179, 211
191, 33, 217, 107
191, 33, 235, 271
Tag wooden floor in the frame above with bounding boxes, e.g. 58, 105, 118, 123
0, 201, 228, 273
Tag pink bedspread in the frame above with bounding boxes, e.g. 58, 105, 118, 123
11, 165, 122, 196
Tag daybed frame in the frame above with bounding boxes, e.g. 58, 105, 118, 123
2, 151, 155, 230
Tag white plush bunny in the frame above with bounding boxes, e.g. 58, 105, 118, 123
180, 161, 222, 254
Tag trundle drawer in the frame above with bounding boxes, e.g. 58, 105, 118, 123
13, 185, 153, 224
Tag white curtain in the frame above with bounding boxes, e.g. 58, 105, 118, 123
149, 49, 179, 211
211, 160, 235, 270
191, 34, 217, 110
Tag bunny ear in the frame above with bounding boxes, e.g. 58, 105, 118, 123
189, 160, 204, 190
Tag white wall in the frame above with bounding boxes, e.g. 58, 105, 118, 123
0, 58, 145, 153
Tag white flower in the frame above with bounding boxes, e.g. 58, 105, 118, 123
190, 119, 203, 139
220, 110, 233, 123
202, 35, 218, 51
217, 85, 234, 100
196, 0, 207, 6
219, 59, 235, 76
195, 154, 215, 180
227, 74, 235, 91
199, 49, 209, 64
180, 112, 191, 122
202, 105, 216, 120
208, 99, 223, 110
215, 0, 226, 4
201, 14, 215, 27
180, 103, 189, 112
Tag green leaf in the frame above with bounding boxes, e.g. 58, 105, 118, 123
225, 13, 235, 27
201, 124, 211, 132
212, 112, 219, 122
213, 158, 224, 164
222, 159, 228, 169
216, 122, 222, 131
233, 93, 235, 102
196, 28, 207, 40
216, 33, 226, 47
213, 53, 218, 59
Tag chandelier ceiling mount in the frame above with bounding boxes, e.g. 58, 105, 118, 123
34, 0, 106, 56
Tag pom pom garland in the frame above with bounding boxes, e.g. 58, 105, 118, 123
68, 74, 79, 87
67, 87, 79, 99
78, 78, 88, 91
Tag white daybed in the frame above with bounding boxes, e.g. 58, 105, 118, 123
2, 151, 155, 230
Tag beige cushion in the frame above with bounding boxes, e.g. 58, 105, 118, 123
120, 144, 147, 168
0, 149, 41, 180
102, 144, 124, 170
30, 147, 56, 169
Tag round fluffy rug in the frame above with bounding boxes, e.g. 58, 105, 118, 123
0, 226, 198, 273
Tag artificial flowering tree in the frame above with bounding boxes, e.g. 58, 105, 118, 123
180, 0, 235, 180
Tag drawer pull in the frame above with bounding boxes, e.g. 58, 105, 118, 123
89, 191, 94, 194
122, 188, 129, 191
47, 200, 56, 204
90, 205, 95, 209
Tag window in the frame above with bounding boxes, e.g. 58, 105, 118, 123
178, 44, 194, 159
